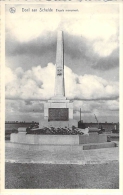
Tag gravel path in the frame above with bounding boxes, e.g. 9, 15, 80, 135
5, 145, 119, 164
5, 162, 119, 189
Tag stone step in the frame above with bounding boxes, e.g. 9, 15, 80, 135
6, 141, 116, 152
83, 142, 116, 150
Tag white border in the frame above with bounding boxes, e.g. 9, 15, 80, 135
0, 2, 123, 194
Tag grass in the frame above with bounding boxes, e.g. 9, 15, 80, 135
5, 162, 119, 189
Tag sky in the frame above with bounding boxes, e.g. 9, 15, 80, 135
5, 4, 119, 123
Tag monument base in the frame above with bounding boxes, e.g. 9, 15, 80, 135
11, 133, 108, 145
39, 119, 78, 128
7, 141, 116, 152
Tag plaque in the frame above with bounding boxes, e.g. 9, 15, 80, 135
57, 68, 62, 76
48, 108, 68, 121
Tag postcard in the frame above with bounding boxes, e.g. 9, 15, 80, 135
0, 1, 123, 194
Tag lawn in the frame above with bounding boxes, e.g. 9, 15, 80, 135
5, 162, 119, 189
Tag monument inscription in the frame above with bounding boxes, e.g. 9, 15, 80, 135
48, 108, 69, 121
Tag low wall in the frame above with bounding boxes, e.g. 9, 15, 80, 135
10, 134, 79, 145
6, 142, 84, 152
6, 141, 116, 152
83, 142, 116, 150
10, 133, 108, 145
79, 134, 107, 144
110, 134, 119, 141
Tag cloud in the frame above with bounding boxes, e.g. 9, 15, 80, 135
64, 34, 119, 71
5, 92, 119, 123
92, 48, 119, 70
65, 67, 119, 100
5, 63, 55, 100
6, 32, 56, 57
105, 100, 119, 111
5, 64, 119, 101
73, 99, 119, 113
64, 13, 119, 57
6, 4, 119, 58
6, 99, 43, 113
92, 36, 118, 57
5, 99, 43, 122
6, 32, 119, 75
6, 7, 61, 42
72, 99, 119, 123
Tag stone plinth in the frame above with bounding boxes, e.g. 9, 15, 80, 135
18, 127, 26, 134
39, 119, 77, 128
11, 134, 79, 145
83, 142, 116, 150
10, 133, 108, 145
39, 97, 77, 128
6, 141, 117, 154
79, 134, 107, 144
44, 99, 73, 120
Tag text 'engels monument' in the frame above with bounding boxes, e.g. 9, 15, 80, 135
39, 31, 77, 128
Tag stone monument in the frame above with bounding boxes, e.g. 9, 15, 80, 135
39, 31, 77, 128
10, 31, 115, 150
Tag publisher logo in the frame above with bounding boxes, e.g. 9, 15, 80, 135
9, 7, 16, 13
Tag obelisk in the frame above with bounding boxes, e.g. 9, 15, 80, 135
39, 30, 77, 128
54, 30, 65, 98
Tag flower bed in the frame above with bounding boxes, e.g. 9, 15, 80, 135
26, 126, 84, 135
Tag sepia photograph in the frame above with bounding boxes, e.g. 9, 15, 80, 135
1, 2, 121, 191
